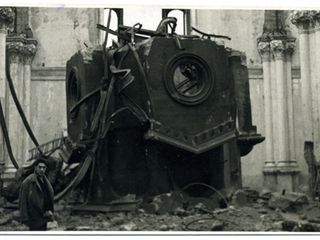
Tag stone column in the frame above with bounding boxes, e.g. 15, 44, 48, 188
314, 13, 320, 161
285, 41, 298, 169
5, 38, 24, 173
271, 39, 299, 192
290, 11, 314, 141
271, 40, 288, 170
258, 41, 277, 190
0, 7, 14, 173
22, 39, 37, 163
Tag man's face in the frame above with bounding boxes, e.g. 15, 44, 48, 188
35, 162, 47, 177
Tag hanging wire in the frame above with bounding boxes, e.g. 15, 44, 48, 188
0, 100, 19, 169
171, 182, 229, 213
185, 216, 246, 231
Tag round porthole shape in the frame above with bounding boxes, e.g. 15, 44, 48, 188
164, 52, 214, 105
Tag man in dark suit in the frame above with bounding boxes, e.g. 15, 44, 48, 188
19, 158, 54, 231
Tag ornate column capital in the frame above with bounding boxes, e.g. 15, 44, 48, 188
289, 10, 316, 32
285, 40, 296, 61
270, 40, 286, 60
22, 39, 37, 65
0, 7, 15, 32
258, 41, 271, 62
6, 39, 24, 64
313, 11, 320, 29
6, 37, 38, 65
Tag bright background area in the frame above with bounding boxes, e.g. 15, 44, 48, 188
103, 6, 184, 46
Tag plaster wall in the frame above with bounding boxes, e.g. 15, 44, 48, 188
27, 7, 102, 147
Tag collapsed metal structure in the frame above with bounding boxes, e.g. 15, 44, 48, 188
62, 11, 264, 205
2, 9, 264, 209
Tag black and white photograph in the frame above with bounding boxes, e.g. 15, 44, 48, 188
0, 1, 320, 237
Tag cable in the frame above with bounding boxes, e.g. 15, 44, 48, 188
6, 56, 42, 154
0, 100, 19, 169
171, 182, 229, 213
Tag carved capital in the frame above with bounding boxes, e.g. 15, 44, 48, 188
6, 41, 24, 63
271, 40, 286, 60
6, 37, 37, 65
285, 41, 296, 61
0, 7, 15, 31
258, 41, 271, 62
22, 43, 37, 65
313, 10, 320, 28
290, 10, 317, 31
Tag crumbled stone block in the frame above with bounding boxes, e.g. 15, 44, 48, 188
47, 220, 59, 230
232, 190, 247, 207
211, 220, 225, 231
159, 224, 170, 231
110, 216, 125, 226
119, 222, 137, 231
152, 193, 184, 215
268, 192, 308, 211
188, 197, 220, 211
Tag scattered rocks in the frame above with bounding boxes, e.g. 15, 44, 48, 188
282, 220, 314, 232
0, 188, 318, 232
10, 210, 20, 222
232, 190, 247, 207
0, 216, 12, 225
258, 209, 268, 214
268, 192, 308, 211
272, 221, 284, 231
159, 224, 170, 231
110, 216, 125, 226
188, 197, 220, 212
119, 222, 137, 231
151, 192, 185, 215
98, 221, 111, 229
211, 220, 225, 231
47, 221, 59, 230
259, 190, 272, 199
141, 202, 157, 215
71, 226, 95, 231
0, 197, 7, 207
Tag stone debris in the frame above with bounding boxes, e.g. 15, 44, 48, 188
119, 222, 137, 231
268, 192, 309, 211
110, 216, 125, 226
0, 216, 12, 225
159, 224, 170, 231
0, 188, 317, 232
151, 192, 185, 215
97, 221, 111, 229
47, 221, 59, 230
71, 226, 95, 231
188, 197, 220, 212
259, 189, 272, 199
232, 190, 248, 207
211, 220, 225, 231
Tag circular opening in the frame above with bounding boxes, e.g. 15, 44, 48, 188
164, 52, 214, 105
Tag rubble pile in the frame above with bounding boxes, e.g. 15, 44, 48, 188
1, 189, 320, 232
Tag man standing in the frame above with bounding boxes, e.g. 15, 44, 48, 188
19, 158, 54, 231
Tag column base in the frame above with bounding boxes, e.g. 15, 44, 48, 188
277, 160, 300, 173
263, 162, 277, 191
263, 162, 276, 172
276, 161, 300, 193
276, 171, 299, 193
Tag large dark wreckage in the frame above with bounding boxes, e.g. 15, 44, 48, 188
2, 11, 264, 212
